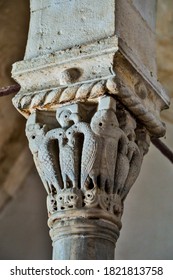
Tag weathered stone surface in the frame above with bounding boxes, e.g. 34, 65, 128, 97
25, 0, 115, 59
9, 0, 171, 261
131, 0, 157, 31
12, 1, 169, 140
25, 96, 150, 259
51, 217, 118, 260
115, 0, 157, 77
12, 36, 118, 95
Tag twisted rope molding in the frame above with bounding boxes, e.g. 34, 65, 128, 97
12, 78, 165, 137
107, 79, 166, 137
12, 80, 107, 111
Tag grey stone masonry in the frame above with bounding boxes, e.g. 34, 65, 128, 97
12, 0, 169, 259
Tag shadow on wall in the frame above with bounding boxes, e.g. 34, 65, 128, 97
0, 0, 51, 259
0, 168, 52, 260
0, 0, 29, 211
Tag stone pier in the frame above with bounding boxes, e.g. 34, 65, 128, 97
12, 0, 169, 259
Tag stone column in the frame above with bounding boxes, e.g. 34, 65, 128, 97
12, 0, 169, 260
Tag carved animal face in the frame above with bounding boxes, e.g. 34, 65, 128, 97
56, 110, 73, 128
56, 189, 82, 210
26, 123, 47, 153
57, 129, 67, 146
46, 128, 66, 146
66, 124, 78, 147
91, 110, 119, 135
56, 109, 80, 128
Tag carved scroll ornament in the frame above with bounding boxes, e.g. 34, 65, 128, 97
25, 96, 150, 226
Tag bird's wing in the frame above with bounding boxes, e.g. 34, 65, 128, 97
81, 133, 98, 186
105, 138, 118, 178
42, 128, 63, 189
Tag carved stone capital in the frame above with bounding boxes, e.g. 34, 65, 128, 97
25, 95, 150, 258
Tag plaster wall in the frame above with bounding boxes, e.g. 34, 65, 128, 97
131, 0, 156, 31
115, 0, 157, 77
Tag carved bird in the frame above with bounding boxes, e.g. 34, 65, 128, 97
120, 141, 142, 201
56, 109, 80, 128
90, 109, 128, 194
66, 122, 98, 191
25, 114, 63, 194
115, 113, 143, 201
120, 127, 150, 201
50, 110, 82, 189
59, 131, 79, 189
114, 112, 136, 195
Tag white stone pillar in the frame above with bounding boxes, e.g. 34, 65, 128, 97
12, 0, 169, 260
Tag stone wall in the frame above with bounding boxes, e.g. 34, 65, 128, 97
116, 0, 157, 77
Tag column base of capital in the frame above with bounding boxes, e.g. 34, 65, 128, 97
49, 209, 121, 260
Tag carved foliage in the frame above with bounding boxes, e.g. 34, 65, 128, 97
26, 96, 150, 217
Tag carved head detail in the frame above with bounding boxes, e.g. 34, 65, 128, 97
90, 110, 119, 136
25, 123, 48, 153
56, 110, 80, 128
56, 188, 82, 210
65, 123, 81, 147
46, 128, 67, 146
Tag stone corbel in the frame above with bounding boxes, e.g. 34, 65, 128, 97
11, 0, 169, 260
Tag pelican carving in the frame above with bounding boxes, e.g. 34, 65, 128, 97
90, 109, 128, 193
66, 122, 98, 190
25, 113, 62, 194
